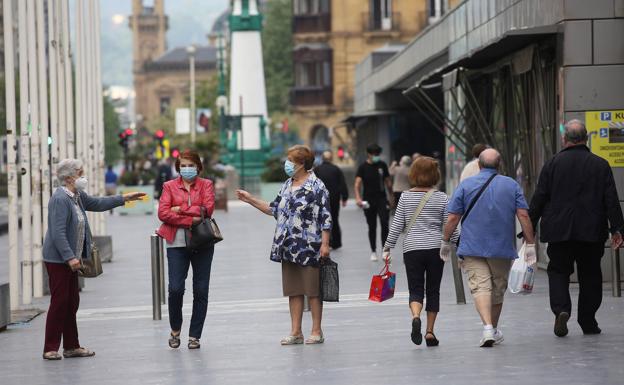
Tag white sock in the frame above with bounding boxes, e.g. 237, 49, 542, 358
484, 324, 494, 331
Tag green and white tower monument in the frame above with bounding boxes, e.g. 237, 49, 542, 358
221, 0, 270, 189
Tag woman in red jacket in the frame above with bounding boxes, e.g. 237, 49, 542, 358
157, 150, 215, 350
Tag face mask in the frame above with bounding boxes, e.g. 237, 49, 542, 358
372, 155, 381, 163
74, 176, 88, 191
284, 160, 297, 177
180, 166, 198, 180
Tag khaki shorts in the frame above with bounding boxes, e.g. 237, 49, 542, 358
463, 257, 513, 305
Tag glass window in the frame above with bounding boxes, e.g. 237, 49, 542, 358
294, 0, 329, 15
295, 61, 331, 87
159, 97, 171, 115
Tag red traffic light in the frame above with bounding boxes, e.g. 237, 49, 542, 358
155, 130, 165, 139
125, 128, 134, 136
337, 146, 345, 159
171, 148, 180, 158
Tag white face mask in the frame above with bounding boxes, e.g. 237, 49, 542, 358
74, 176, 88, 191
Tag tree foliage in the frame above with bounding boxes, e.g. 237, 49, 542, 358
103, 96, 122, 165
262, 0, 293, 114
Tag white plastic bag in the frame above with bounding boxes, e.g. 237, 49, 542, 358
508, 243, 535, 294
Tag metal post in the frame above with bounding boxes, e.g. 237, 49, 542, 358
150, 234, 162, 320
188, 46, 196, 143
3, 0, 20, 310
612, 248, 621, 297
304, 296, 310, 312
158, 236, 166, 304
18, 0, 33, 305
451, 251, 466, 304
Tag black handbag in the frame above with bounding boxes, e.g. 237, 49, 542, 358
319, 257, 339, 302
185, 208, 223, 251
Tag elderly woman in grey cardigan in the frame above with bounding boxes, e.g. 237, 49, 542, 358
42, 159, 144, 360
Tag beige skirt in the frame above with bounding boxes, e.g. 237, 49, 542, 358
281, 260, 320, 297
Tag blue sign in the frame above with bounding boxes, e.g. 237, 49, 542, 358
600, 128, 608, 138
601, 112, 612, 121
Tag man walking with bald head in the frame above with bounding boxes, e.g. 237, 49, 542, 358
441, 149, 536, 347
315, 150, 349, 249
529, 119, 623, 337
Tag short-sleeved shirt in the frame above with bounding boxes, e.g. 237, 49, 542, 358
448, 168, 528, 259
356, 161, 390, 200
269, 172, 332, 267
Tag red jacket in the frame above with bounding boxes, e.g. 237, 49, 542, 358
157, 177, 215, 243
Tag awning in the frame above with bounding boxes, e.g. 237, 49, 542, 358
341, 110, 396, 124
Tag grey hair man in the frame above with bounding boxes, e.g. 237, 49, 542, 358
528, 119, 624, 337
441, 148, 536, 347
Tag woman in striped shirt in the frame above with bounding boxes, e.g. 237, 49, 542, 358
383, 156, 458, 347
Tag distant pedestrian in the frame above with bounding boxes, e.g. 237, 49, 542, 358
157, 150, 215, 350
460, 143, 487, 182
236, 145, 331, 345
42, 159, 144, 360
441, 149, 536, 347
355, 144, 394, 261
104, 165, 118, 195
315, 150, 349, 249
389, 155, 412, 204
412, 152, 421, 162
383, 156, 458, 347
528, 119, 624, 337
154, 158, 173, 199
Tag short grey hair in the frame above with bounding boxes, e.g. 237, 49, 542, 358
57, 159, 83, 186
564, 119, 588, 144
478, 148, 502, 170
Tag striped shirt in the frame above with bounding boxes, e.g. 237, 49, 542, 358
384, 190, 458, 253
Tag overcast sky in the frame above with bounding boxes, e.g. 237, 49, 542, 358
89, 0, 229, 86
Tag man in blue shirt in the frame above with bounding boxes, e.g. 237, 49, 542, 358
441, 148, 536, 347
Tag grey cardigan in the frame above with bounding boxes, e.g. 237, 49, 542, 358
43, 188, 125, 264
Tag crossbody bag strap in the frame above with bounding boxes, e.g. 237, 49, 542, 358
403, 190, 435, 234
461, 173, 497, 225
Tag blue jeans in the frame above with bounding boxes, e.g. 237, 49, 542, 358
167, 246, 214, 339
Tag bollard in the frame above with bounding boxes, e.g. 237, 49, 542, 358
451, 251, 466, 304
303, 296, 310, 312
150, 234, 162, 320
158, 236, 166, 304
612, 247, 621, 298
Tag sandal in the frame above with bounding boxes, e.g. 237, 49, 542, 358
42, 351, 62, 360
280, 335, 304, 345
305, 333, 324, 344
63, 347, 95, 358
188, 337, 201, 349
411, 318, 422, 345
425, 331, 439, 347
169, 332, 181, 349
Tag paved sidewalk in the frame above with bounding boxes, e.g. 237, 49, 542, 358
0, 204, 623, 385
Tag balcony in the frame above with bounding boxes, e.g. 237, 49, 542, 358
293, 13, 331, 34
290, 86, 333, 107
362, 11, 400, 34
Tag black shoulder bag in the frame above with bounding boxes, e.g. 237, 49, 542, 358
185, 207, 223, 252
456, 173, 497, 247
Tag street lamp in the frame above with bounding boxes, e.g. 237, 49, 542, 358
187, 44, 197, 143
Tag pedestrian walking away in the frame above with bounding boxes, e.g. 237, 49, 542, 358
389, 155, 412, 206
355, 143, 394, 261
383, 157, 458, 347
528, 119, 624, 337
42, 159, 145, 360
441, 148, 536, 347
315, 150, 348, 249
237, 145, 332, 345
157, 150, 216, 350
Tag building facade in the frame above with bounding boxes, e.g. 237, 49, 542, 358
130, 0, 217, 127
290, 0, 455, 159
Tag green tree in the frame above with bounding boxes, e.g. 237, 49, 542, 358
103, 96, 121, 165
262, 0, 293, 114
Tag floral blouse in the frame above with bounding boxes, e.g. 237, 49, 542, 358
269, 172, 332, 267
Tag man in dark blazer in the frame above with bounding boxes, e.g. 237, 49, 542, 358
315, 150, 349, 249
529, 119, 624, 337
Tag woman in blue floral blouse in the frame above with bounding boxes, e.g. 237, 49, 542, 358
237, 145, 332, 345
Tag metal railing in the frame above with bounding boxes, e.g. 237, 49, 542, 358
611, 247, 622, 297
150, 234, 166, 320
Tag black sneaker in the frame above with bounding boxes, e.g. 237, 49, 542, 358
411, 318, 422, 345
554, 312, 570, 337
582, 326, 602, 335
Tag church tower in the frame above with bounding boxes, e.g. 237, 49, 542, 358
129, 0, 168, 123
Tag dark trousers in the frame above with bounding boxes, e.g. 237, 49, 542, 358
404, 249, 444, 312
329, 197, 342, 249
364, 197, 389, 252
547, 241, 604, 331
43, 262, 80, 352
167, 246, 214, 339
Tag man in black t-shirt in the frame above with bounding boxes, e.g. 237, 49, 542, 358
354, 144, 394, 261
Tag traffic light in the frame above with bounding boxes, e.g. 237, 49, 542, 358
337, 146, 345, 160
119, 128, 134, 150
155, 129, 165, 143
171, 148, 180, 159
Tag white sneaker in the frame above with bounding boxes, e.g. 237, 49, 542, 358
493, 329, 504, 345
370, 253, 379, 261
479, 328, 495, 348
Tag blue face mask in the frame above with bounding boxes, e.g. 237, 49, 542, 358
372, 155, 381, 163
284, 160, 297, 177
180, 166, 198, 180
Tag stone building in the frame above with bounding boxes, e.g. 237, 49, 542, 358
290, 0, 456, 159
130, 0, 217, 128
